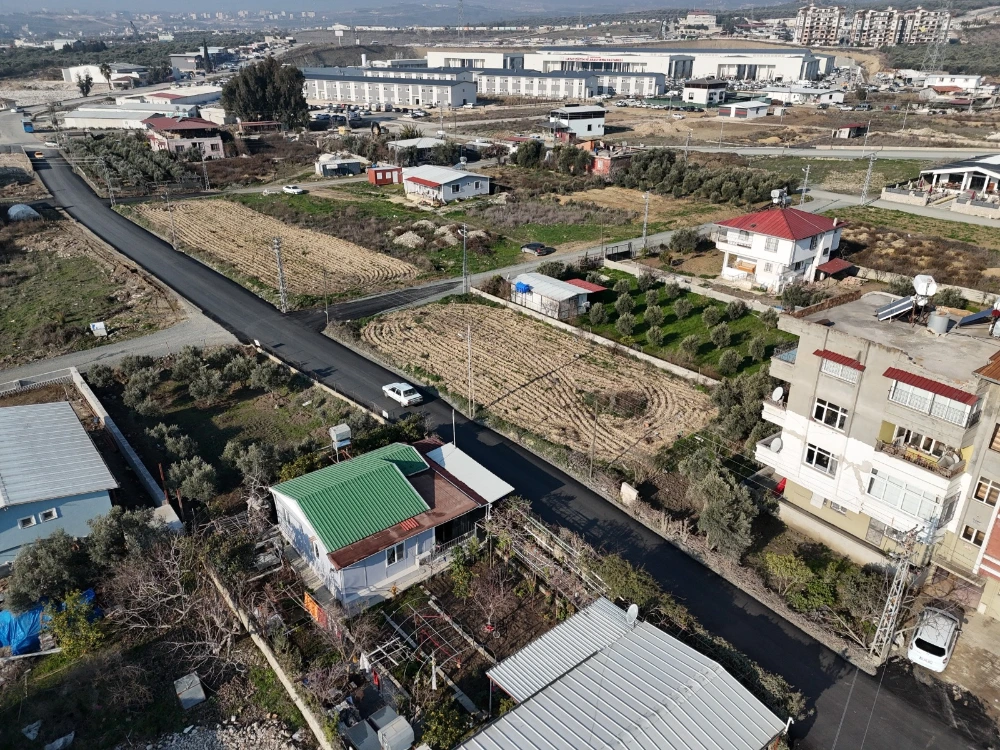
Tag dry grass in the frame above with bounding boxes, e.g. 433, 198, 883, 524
557, 187, 744, 228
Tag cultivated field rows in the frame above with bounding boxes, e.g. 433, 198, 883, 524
132, 200, 418, 295
363, 304, 715, 461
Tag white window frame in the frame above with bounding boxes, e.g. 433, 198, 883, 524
888, 380, 978, 427
804, 443, 839, 476
974, 477, 1000, 507
764, 236, 779, 253
18, 516, 36, 529
866, 468, 940, 520
386, 542, 405, 567
820, 357, 861, 384
40, 508, 59, 523
813, 398, 848, 431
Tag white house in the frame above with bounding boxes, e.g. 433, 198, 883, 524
402, 165, 490, 204
718, 101, 770, 119
270, 441, 512, 609
713, 207, 842, 293
683, 79, 728, 106
760, 86, 845, 105
510, 273, 606, 320
924, 74, 983, 91
548, 105, 605, 139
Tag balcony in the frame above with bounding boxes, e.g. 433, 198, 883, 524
711, 229, 752, 249
874, 439, 966, 479
762, 397, 787, 427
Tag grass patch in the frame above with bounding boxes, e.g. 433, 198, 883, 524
827, 206, 1000, 251
760, 157, 929, 194
248, 665, 305, 730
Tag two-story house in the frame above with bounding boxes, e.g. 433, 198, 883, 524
757, 291, 1000, 619
712, 207, 842, 294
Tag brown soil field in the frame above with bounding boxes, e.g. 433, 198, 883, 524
0, 152, 46, 201
557, 187, 743, 227
130, 200, 419, 296
362, 303, 715, 461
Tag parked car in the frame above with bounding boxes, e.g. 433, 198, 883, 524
671, 113, 685, 120
33, 151, 44, 159
283, 185, 305, 195
521, 242, 555, 256
43, 141, 58, 148
907, 607, 961, 672
382, 382, 423, 407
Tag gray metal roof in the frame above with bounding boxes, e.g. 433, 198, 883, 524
511, 273, 591, 302
464, 599, 785, 750
0, 402, 118, 507
488, 598, 630, 701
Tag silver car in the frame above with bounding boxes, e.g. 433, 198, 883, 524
907, 607, 961, 672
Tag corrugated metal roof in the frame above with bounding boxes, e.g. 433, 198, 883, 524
883, 367, 979, 406
425, 443, 514, 504
271, 444, 430, 553
464, 601, 785, 750
488, 598, 631, 701
816, 258, 854, 274
0, 402, 118, 508
402, 165, 485, 186
511, 273, 589, 302
564, 278, 607, 293
716, 207, 837, 241
814, 349, 866, 371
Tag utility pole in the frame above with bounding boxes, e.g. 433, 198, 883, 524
869, 528, 918, 664
641, 191, 650, 252
101, 158, 116, 207
799, 165, 810, 205
718, 118, 725, 149
323, 268, 330, 327
461, 222, 468, 293
273, 237, 289, 313
466, 323, 474, 419
589, 398, 600, 478
860, 117, 872, 157
860, 151, 878, 205
684, 129, 692, 164
163, 188, 178, 250
901, 102, 910, 132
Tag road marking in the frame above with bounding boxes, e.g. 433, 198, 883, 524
830, 666, 859, 750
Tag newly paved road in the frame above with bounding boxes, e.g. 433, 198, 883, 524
30, 151, 988, 750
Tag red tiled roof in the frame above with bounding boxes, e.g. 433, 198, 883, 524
142, 116, 218, 131
399, 517, 419, 531
716, 207, 837, 241
814, 349, 866, 371
405, 176, 441, 188
816, 258, 854, 274
564, 278, 607, 293
883, 367, 978, 406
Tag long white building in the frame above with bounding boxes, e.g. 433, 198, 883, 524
303, 70, 476, 108
426, 49, 524, 69
302, 66, 475, 83
522, 46, 821, 82
472, 70, 597, 100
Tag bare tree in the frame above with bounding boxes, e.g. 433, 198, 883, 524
471, 562, 516, 630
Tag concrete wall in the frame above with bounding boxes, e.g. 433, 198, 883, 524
0, 491, 112, 566
880, 187, 930, 206
778, 486, 886, 566
952, 199, 1000, 220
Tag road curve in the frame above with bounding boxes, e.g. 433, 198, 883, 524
32, 154, 982, 750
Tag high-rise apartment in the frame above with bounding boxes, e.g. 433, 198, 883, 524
794, 4, 846, 46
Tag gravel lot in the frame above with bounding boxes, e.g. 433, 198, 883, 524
124, 718, 311, 750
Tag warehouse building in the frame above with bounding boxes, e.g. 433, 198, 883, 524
62, 62, 149, 89
761, 86, 845, 105
63, 102, 199, 130
303, 71, 476, 108
718, 101, 770, 118
472, 69, 597, 100
426, 49, 524, 69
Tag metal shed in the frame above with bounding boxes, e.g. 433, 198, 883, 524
509, 272, 596, 321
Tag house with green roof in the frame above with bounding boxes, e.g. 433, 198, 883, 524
271, 440, 513, 608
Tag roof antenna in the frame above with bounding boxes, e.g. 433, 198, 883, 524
625, 603, 639, 628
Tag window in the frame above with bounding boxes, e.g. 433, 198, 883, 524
809, 234, 819, 250
892, 426, 951, 458
829, 501, 848, 514
813, 398, 848, 430
474, 181, 481, 189
866, 468, 940, 520
763, 262, 773, 273
765, 236, 779, 253
975, 477, 1000, 507
311, 539, 320, 559
40, 509, 58, 522
451, 184, 461, 194
587, 123, 592, 131
889, 380, 978, 427
386, 542, 405, 566
820, 357, 861, 384
17, 516, 36, 530
735, 230, 752, 247
962, 525, 986, 547
990, 424, 1000, 452
805, 444, 838, 476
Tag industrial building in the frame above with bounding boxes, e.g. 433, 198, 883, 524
718, 101, 770, 118
426, 49, 524, 69
62, 63, 149, 89
472, 70, 597, 100
523, 45, 821, 81
509, 273, 604, 320
301, 66, 475, 83
303, 70, 476, 108
117, 86, 222, 107
63, 102, 199, 130
594, 72, 664, 97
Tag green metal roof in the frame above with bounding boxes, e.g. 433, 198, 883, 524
272, 443, 430, 553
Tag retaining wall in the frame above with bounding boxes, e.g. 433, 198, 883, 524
952, 199, 1000, 220
880, 187, 930, 206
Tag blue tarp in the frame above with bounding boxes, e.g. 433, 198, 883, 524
0, 589, 98, 656
514, 282, 532, 294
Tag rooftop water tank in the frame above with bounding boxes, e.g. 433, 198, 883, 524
928, 310, 950, 335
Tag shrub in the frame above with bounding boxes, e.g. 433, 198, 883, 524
934, 287, 966, 308
701, 306, 722, 327
250, 361, 289, 392
87, 507, 165, 570
673, 298, 692, 319
886, 277, 916, 297
616, 313, 636, 336
645, 304, 664, 327
662, 281, 681, 300
726, 299, 749, 320
146, 423, 197, 459
781, 284, 810, 309
647, 326, 664, 347
695, 472, 758, 561
222, 354, 255, 385
760, 308, 779, 329
223, 440, 280, 482
168, 456, 217, 501
86, 364, 115, 388
749, 335, 767, 362
480, 274, 508, 297
171, 345, 203, 381
717, 348, 742, 375
421, 699, 467, 750
613, 278, 631, 295
669, 227, 701, 253
118, 354, 154, 377
123, 368, 161, 412
6, 530, 92, 612
637, 272, 656, 292
189, 369, 227, 404
680, 334, 700, 357
614, 293, 635, 316
45, 591, 104, 658
761, 552, 813, 597
678, 446, 718, 480
536, 261, 567, 280
585, 270, 603, 284
710, 323, 731, 348
589, 303, 608, 325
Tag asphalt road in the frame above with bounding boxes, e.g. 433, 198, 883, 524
30, 151, 988, 750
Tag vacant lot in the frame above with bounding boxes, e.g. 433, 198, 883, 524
757, 156, 929, 194
362, 301, 715, 461
828, 206, 1000, 251
0, 151, 46, 201
557, 187, 743, 228
125, 199, 418, 303
0, 215, 179, 370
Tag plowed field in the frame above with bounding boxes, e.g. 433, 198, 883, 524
363, 303, 715, 461
132, 200, 418, 296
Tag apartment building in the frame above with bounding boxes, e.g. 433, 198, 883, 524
849, 6, 950, 47
757, 292, 1000, 619
713, 207, 842, 293
794, 5, 846, 46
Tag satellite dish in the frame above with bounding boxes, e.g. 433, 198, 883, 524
625, 604, 639, 627
771, 386, 784, 402
770, 438, 783, 453
914, 274, 938, 298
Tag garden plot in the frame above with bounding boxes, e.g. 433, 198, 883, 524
362, 303, 714, 461
130, 200, 418, 297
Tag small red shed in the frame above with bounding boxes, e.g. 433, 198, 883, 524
368, 165, 403, 186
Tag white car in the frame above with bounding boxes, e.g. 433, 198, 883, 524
282, 185, 305, 195
671, 113, 685, 120
383, 382, 423, 407
907, 607, 961, 672
44, 141, 59, 148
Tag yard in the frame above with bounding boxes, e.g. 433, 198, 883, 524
0, 213, 181, 371
755, 156, 929, 195
361, 298, 715, 464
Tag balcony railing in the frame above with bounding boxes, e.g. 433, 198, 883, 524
711, 230, 752, 248
764, 397, 787, 411
874, 440, 965, 479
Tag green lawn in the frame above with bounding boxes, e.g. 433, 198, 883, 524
581, 270, 796, 377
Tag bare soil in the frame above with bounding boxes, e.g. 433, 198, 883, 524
557, 187, 743, 228
0, 152, 46, 201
